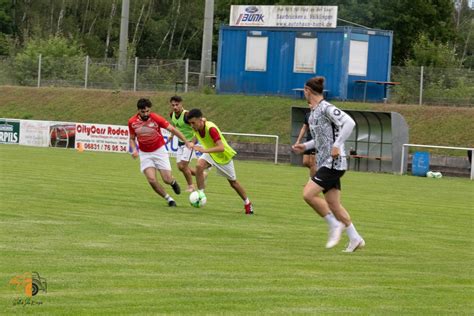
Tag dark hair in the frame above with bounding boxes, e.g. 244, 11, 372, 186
170, 95, 182, 103
187, 108, 203, 120
305, 76, 325, 95
137, 98, 152, 109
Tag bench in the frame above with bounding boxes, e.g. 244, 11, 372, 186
354, 80, 400, 102
292, 88, 329, 99
348, 154, 391, 171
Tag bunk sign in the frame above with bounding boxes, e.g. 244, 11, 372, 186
230, 5, 338, 28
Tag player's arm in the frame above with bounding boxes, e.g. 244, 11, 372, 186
166, 125, 192, 148
195, 139, 224, 154
128, 122, 139, 159
293, 139, 315, 154
294, 124, 308, 144
128, 131, 139, 159
193, 127, 224, 153
167, 112, 176, 145
326, 106, 355, 157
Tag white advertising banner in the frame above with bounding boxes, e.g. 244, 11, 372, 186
19, 120, 50, 147
161, 128, 201, 159
230, 5, 338, 28
75, 123, 129, 153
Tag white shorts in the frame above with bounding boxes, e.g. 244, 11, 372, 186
199, 153, 236, 181
176, 145, 194, 163
139, 146, 171, 173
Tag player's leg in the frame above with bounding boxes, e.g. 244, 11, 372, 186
302, 180, 330, 217
151, 147, 181, 195
140, 150, 177, 206
195, 158, 212, 190
324, 189, 351, 226
176, 145, 196, 192
308, 153, 317, 177
325, 188, 365, 252
302, 154, 311, 169
304, 167, 345, 248
143, 167, 168, 197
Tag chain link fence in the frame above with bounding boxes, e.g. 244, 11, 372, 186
1, 55, 472, 106
0, 55, 211, 92
391, 66, 474, 107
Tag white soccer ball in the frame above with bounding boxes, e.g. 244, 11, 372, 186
189, 191, 207, 208
426, 171, 434, 178
434, 172, 443, 179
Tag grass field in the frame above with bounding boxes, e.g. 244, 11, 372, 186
0, 144, 473, 314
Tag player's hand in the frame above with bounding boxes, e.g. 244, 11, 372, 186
131, 150, 139, 159
185, 141, 193, 149
194, 145, 205, 153
292, 143, 305, 154
331, 146, 340, 158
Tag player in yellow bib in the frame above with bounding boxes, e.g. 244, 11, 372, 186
169, 96, 197, 192
187, 108, 253, 215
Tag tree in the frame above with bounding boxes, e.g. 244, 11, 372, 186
14, 36, 84, 84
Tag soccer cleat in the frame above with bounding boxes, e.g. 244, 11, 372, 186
168, 200, 177, 207
326, 222, 345, 249
342, 238, 365, 253
171, 180, 181, 195
244, 202, 254, 215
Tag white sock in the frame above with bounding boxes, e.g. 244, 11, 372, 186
324, 213, 340, 227
164, 194, 173, 202
198, 189, 205, 195
244, 198, 250, 205
346, 223, 361, 240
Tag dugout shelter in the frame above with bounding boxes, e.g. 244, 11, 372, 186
217, 25, 394, 102
290, 107, 409, 173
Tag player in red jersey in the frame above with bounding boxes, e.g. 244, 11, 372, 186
128, 98, 191, 207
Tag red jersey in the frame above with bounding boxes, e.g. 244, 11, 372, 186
128, 112, 170, 152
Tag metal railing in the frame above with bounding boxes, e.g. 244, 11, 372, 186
400, 144, 474, 180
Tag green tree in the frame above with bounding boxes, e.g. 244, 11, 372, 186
14, 36, 84, 84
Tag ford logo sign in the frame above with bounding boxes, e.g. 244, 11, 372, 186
245, 6, 259, 14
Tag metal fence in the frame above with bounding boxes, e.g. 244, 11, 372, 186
1, 55, 473, 106
0, 55, 214, 92
390, 66, 474, 107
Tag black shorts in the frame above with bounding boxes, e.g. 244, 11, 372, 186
311, 167, 345, 193
304, 148, 316, 155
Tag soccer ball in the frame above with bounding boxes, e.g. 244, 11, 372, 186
426, 171, 434, 178
189, 191, 207, 208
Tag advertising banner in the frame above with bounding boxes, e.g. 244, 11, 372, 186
161, 128, 201, 159
49, 122, 76, 148
230, 5, 338, 28
0, 119, 20, 144
75, 123, 129, 153
20, 120, 50, 147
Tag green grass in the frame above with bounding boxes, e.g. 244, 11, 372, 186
0, 145, 473, 314
1, 86, 473, 155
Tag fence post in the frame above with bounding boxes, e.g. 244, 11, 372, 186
84, 55, 89, 89
133, 57, 138, 92
419, 66, 424, 105
274, 135, 279, 164
184, 58, 189, 93
37, 54, 42, 88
